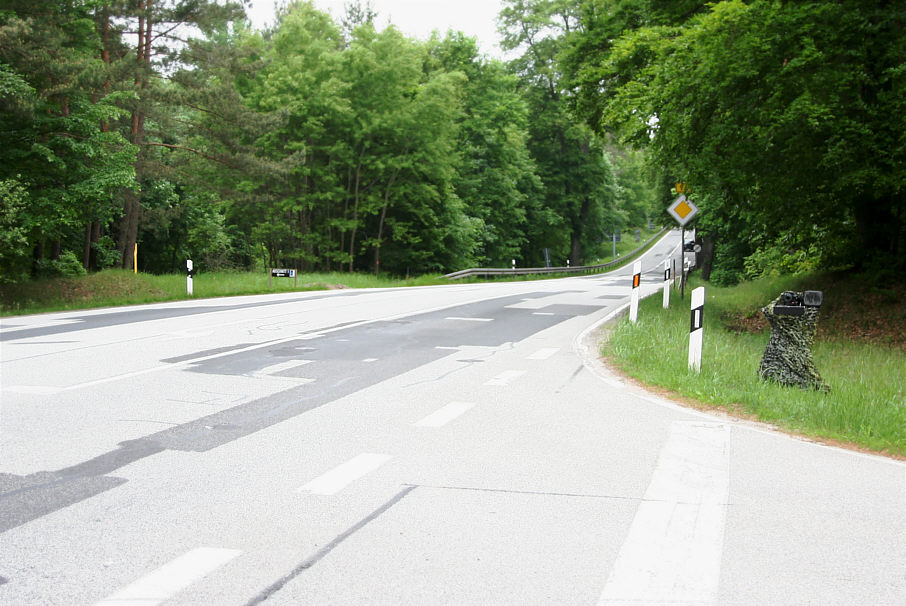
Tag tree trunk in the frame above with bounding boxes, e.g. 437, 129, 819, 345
853, 193, 903, 274
117, 0, 151, 269
32, 241, 44, 276
700, 236, 715, 281
569, 196, 591, 266
348, 150, 365, 272
373, 171, 398, 275
83, 223, 93, 269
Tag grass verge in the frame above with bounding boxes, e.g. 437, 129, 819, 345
604, 274, 906, 458
0, 270, 447, 316
0, 225, 669, 316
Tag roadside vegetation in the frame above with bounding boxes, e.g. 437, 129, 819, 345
604, 273, 906, 458
0, 225, 664, 316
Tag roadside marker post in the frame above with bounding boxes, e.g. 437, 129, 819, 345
186, 259, 195, 296
689, 286, 705, 372
663, 259, 671, 309
629, 261, 642, 323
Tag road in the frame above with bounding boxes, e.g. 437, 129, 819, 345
1, 230, 904, 605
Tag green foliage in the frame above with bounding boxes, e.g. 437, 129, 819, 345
2, 0, 663, 286
0, 177, 29, 282
499, 0, 626, 266
606, 277, 906, 456
566, 0, 906, 282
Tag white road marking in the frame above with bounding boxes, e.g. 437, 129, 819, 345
434, 346, 460, 350
527, 347, 559, 360
598, 421, 730, 606
2, 385, 63, 395
484, 370, 527, 386
162, 329, 215, 339
254, 360, 312, 376
532, 312, 556, 316
445, 316, 494, 322
0, 319, 82, 332
299, 453, 392, 496
414, 401, 475, 427
94, 547, 241, 606
362, 358, 378, 363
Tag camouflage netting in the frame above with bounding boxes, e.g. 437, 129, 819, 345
759, 292, 829, 392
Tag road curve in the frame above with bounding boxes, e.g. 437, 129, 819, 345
1, 230, 904, 605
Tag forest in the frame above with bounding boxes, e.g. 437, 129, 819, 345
0, 0, 659, 282
1, 1, 903, 285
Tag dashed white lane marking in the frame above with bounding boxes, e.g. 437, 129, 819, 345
445, 316, 494, 322
527, 347, 560, 360
362, 358, 378, 363
598, 421, 730, 606
434, 346, 460, 350
414, 401, 475, 427
254, 360, 313, 376
484, 370, 527, 386
532, 312, 555, 316
94, 547, 241, 606
299, 453, 393, 496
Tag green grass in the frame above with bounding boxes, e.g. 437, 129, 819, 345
0, 269, 448, 316
1, 226, 669, 316
605, 276, 906, 457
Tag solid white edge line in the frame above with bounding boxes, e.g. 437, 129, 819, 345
94, 547, 241, 606
299, 453, 392, 496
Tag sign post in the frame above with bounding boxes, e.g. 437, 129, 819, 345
629, 261, 642, 323
667, 189, 699, 301
689, 286, 705, 372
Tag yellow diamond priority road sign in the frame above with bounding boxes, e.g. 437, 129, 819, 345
667, 194, 699, 226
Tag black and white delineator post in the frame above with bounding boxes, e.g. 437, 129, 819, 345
688, 286, 705, 372
663, 258, 671, 309
629, 261, 642, 323
186, 259, 195, 296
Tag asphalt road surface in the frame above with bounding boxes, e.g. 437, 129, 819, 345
1, 231, 904, 605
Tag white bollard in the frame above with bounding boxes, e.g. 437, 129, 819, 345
688, 286, 705, 372
186, 259, 194, 296
629, 261, 642, 323
512, 259, 516, 271
663, 258, 671, 309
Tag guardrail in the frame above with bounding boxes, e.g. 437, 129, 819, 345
443, 227, 671, 280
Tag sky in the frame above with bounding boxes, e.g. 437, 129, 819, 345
245, 0, 508, 57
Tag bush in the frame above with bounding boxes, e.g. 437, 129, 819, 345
51, 251, 87, 278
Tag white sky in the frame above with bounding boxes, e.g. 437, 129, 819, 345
245, 0, 507, 57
